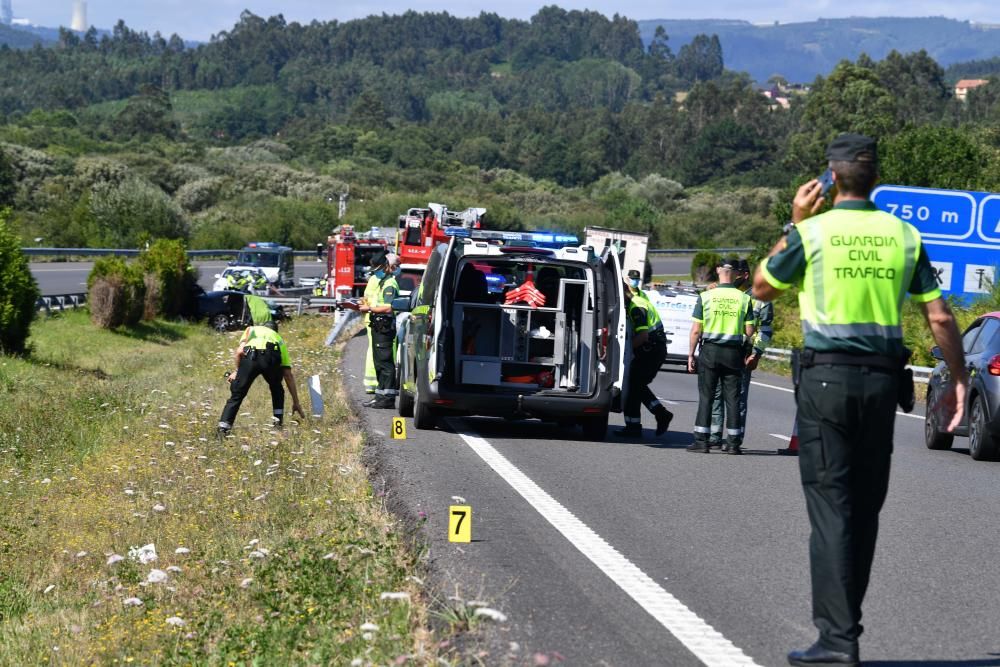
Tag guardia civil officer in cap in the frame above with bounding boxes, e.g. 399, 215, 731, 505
615, 278, 673, 439
359, 253, 400, 409
754, 133, 968, 666
688, 260, 755, 454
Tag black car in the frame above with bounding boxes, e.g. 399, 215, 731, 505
925, 311, 1000, 461
393, 230, 628, 440
196, 290, 285, 332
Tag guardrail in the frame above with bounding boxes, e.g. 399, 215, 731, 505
648, 247, 754, 255
763, 347, 933, 384
22, 248, 325, 258
37, 292, 87, 313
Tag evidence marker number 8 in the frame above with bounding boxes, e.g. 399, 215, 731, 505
449, 505, 471, 543
391, 417, 406, 440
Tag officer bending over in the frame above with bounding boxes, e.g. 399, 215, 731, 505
360, 254, 400, 409
754, 133, 967, 666
688, 261, 754, 454
616, 281, 673, 439
219, 322, 304, 435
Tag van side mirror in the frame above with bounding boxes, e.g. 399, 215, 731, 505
392, 296, 411, 312
930, 346, 944, 361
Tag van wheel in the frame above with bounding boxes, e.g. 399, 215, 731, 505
581, 414, 609, 441
412, 373, 436, 430
398, 366, 415, 418
924, 387, 954, 450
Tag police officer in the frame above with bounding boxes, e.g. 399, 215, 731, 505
615, 280, 673, 438
626, 269, 646, 297
688, 260, 754, 454
753, 133, 967, 666
218, 322, 304, 435
708, 258, 774, 449
361, 257, 382, 394
360, 254, 400, 409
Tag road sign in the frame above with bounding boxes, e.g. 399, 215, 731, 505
872, 185, 1000, 299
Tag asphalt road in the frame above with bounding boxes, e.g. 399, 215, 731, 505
29, 259, 329, 295
346, 333, 1000, 666
650, 255, 692, 278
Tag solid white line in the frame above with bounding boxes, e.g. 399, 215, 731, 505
752, 381, 923, 420
451, 422, 762, 667
769, 433, 792, 442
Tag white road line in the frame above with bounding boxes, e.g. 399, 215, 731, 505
751, 380, 923, 420
769, 433, 791, 442
451, 422, 762, 667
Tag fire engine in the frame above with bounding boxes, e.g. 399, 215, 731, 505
396, 203, 486, 266
322, 225, 394, 299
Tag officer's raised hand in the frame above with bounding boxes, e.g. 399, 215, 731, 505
792, 180, 826, 223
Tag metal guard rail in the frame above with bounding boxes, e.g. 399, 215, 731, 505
24, 247, 754, 258
762, 347, 933, 384
37, 293, 87, 313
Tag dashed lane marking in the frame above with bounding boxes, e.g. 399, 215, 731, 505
751, 380, 923, 420
451, 420, 762, 667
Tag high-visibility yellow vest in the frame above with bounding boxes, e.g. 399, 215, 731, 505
700, 286, 752, 345
627, 292, 662, 333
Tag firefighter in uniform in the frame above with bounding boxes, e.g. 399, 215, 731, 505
615, 281, 673, 438
218, 322, 304, 434
708, 259, 774, 448
754, 133, 967, 666
688, 260, 755, 454
361, 255, 400, 409
361, 258, 383, 394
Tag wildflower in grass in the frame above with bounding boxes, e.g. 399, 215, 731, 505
473, 608, 508, 623
76, 551, 88, 558
146, 569, 169, 584
240, 577, 253, 588
166, 566, 182, 574
122, 597, 143, 608
129, 544, 158, 564
124, 489, 135, 496
152, 504, 166, 512
174, 547, 190, 555
165, 617, 185, 627
248, 549, 268, 559
380, 592, 410, 602
107, 554, 124, 565
43, 584, 55, 594
451, 496, 466, 504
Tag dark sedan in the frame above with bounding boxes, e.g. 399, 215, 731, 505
196, 290, 285, 332
925, 311, 1000, 461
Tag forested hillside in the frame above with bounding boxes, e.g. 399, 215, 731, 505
1, 8, 999, 251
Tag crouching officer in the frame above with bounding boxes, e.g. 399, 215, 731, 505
688, 260, 754, 454
218, 322, 304, 435
616, 281, 673, 438
360, 255, 400, 409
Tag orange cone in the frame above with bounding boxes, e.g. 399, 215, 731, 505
778, 417, 799, 456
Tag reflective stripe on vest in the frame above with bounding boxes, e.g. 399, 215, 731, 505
797, 209, 919, 347
700, 286, 751, 343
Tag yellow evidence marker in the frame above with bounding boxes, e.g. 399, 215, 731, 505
391, 417, 407, 440
448, 505, 471, 543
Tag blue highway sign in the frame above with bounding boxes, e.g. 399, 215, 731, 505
872, 185, 1000, 299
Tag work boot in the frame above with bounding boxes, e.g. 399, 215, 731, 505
217, 426, 231, 439
708, 437, 723, 450
787, 642, 859, 666
686, 441, 710, 453
371, 396, 395, 409
614, 423, 643, 438
726, 444, 743, 455
654, 407, 673, 436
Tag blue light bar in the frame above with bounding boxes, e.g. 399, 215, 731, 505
461, 229, 579, 248
444, 226, 471, 237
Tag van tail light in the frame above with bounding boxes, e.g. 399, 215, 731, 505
434, 399, 454, 406
989, 355, 1000, 376
583, 407, 603, 414
597, 327, 608, 361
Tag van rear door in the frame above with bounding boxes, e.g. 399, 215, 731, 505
599, 249, 628, 412
427, 237, 459, 383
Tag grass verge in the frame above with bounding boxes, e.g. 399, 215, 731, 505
0, 310, 440, 665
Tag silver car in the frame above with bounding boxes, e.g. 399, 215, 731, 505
925, 312, 1000, 461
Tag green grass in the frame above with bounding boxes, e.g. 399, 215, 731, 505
0, 310, 443, 665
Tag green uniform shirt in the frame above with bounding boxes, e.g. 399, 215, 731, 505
692, 283, 754, 346
627, 292, 663, 334
238, 325, 291, 367
245, 295, 273, 326
760, 200, 941, 356
376, 275, 400, 307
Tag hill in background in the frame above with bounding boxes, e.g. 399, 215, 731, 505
638, 16, 1000, 83
0, 22, 51, 48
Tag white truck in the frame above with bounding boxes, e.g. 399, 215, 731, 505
646, 286, 701, 366
583, 227, 650, 281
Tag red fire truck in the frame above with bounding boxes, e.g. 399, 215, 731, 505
322, 225, 394, 299
396, 203, 486, 266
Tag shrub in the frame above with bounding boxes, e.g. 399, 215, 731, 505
87, 256, 145, 328
690, 251, 722, 283
137, 238, 198, 318
0, 209, 40, 354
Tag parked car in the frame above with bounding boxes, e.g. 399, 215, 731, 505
196, 290, 285, 332
925, 311, 1000, 461
393, 229, 627, 440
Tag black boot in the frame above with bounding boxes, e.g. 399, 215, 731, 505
726, 443, 743, 455
686, 441, 710, 453
371, 396, 396, 409
654, 407, 673, 436
615, 423, 643, 438
787, 642, 859, 666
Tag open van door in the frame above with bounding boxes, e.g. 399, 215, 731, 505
599, 248, 629, 412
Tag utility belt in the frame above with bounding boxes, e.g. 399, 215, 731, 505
638, 326, 667, 352
792, 347, 914, 413
370, 312, 396, 335
244, 341, 280, 360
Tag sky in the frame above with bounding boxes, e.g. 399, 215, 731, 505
11, 1, 1000, 40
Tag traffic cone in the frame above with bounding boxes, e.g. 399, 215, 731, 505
778, 416, 799, 456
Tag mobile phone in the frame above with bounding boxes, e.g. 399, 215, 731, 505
817, 168, 835, 199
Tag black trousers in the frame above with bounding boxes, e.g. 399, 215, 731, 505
694, 343, 744, 445
219, 348, 284, 427
372, 326, 397, 397
624, 340, 667, 419
797, 363, 897, 654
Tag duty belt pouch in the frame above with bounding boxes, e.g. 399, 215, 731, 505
898, 348, 915, 413
371, 313, 395, 335
791, 348, 802, 388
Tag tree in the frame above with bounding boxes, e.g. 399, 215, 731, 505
0, 148, 14, 209
115, 85, 177, 139
0, 209, 39, 355
881, 126, 986, 190
875, 50, 949, 125
676, 34, 723, 83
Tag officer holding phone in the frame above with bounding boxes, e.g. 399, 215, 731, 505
753, 133, 968, 666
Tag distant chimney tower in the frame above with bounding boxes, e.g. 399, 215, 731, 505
70, 0, 87, 31
1, 0, 13, 26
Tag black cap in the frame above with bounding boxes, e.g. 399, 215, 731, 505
717, 259, 735, 270
370, 253, 388, 269
627, 269, 641, 280
735, 259, 750, 273
826, 133, 878, 163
